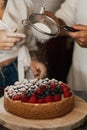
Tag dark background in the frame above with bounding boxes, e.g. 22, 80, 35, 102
45, 36, 74, 83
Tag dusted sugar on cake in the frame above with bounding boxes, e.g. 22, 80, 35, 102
4, 78, 74, 119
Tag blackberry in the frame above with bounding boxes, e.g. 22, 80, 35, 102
51, 92, 55, 96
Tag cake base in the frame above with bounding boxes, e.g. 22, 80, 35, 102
4, 92, 74, 119
0, 96, 87, 130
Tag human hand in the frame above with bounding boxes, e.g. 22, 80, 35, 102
68, 24, 87, 47
0, 28, 26, 50
30, 60, 47, 79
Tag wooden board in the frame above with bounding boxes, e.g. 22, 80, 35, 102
0, 96, 87, 130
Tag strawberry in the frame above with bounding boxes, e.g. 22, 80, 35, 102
50, 82, 56, 89
12, 95, 20, 100
37, 98, 45, 103
60, 83, 67, 89
29, 94, 37, 103
64, 91, 72, 98
62, 87, 69, 93
53, 94, 61, 102
21, 94, 29, 102
40, 85, 47, 90
21, 96, 29, 102
35, 88, 42, 95
45, 95, 52, 103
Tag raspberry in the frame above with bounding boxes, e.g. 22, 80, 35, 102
37, 98, 45, 103
29, 94, 37, 103
60, 83, 67, 89
50, 82, 56, 89
45, 95, 52, 103
21, 94, 29, 102
12, 95, 20, 100
21, 97, 29, 102
64, 91, 72, 98
53, 94, 61, 102
40, 85, 47, 90
62, 87, 69, 92
35, 88, 42, 95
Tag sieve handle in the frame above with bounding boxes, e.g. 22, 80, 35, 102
58, 25, 79, 32
64, 26, 79, 32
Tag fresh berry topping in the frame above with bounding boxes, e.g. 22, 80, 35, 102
37, 98, 45, 103
60, 83, 68, 89
29, 94, 37, 103
64, 91, 72, 98
53, 94, 61, 101
12, 95, 21, 100
21, 94, 29, 102
50, 82, 56, 89
45, 95, 52, 103
6, 78, 72, 103
35, 88, 42, 95
40, 85, 47, 90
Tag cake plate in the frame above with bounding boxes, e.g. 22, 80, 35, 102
0, 96, 87, 130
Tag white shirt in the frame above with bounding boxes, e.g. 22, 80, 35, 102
32, 0, 64, 13
0, 0, 35, 81
0, 20, 18, 62
55, 0, 87, 91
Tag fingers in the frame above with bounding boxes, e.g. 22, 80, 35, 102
68, 24, 87, 39
2, 37, 22, 43
35, 69, 46, 79
0, 28, 26, 50
5, 32, 26, 44
75, 39, 87, 47
1, 27, 26, 40
68, 31, 80, 39
0, 42, 15, 50
68, 30, 87, 44
72, 24, 87, 31
34, 65, 47, 79
68, 28, 87, 39
30, 61, 47, 79
31, 67, 42, 79
6, 32, 26, 39
67, 24, 87, 47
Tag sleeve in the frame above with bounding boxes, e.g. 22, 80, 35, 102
55, 0, 78, 26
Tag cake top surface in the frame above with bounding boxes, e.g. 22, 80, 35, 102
5, 78, 73, 103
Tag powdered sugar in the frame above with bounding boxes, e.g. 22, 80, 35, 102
34, 23, 51, 33
32, 22, 51, 43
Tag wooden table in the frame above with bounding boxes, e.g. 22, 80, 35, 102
0, 96, 87, 130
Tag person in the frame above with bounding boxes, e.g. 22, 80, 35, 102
32, 0, 65, 13
31, 0, 65, 80
0, 0, 47, 97
45, 0, 87, 101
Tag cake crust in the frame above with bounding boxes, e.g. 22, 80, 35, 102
4, 92, 74, 119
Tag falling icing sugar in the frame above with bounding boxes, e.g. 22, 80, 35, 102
32, 22, 51, 43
